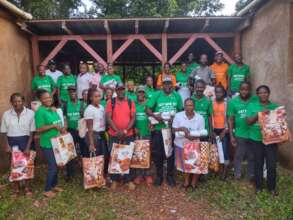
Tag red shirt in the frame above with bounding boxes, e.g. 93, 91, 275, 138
106, 98, 136, 136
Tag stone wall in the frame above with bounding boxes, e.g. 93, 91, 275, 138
0, 10, 32, 171
242, 0, 293, 169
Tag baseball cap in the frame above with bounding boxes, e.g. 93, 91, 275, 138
67, 85, 76, 91
162, 76, 172, 83
48, 60, 56, 65
137, 85, 145, 92
215, 51, 223, 56
116, 82, 125, 89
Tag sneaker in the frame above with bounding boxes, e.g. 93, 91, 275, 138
153, 176, 163, 186
167, 176, 176, 187
133, 176, 143, 185
111, 181, 118, 190
145, 176, 153, 186
128, 182, 136, 191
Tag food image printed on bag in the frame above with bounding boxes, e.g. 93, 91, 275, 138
108, 143, 135, 174
130, 140, 151, 169
51, 133, 77, 166
82, 155, 105, 189
258, 106, 291, 145
162, 128, 173, 158
9, 148, 36, 182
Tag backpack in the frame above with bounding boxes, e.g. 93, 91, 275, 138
111, 98, 132, 116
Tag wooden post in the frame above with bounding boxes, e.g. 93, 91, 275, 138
107, 34, 113, 63
234, 32, 241, 55
31, 35, 40, 73
162, 33, 167, 65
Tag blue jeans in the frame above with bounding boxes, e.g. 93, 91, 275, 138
108, 135, 135, 183
42, 148, 58, 192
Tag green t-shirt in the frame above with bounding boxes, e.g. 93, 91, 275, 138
57, 74, 77, 102
100, 74, 122, 87
246, 100, 278, 142
187, 63, 199, 75
32, 75, 55, 94
126, 91, 137, 102
35, 106, 62, 148
228, 96, 255, 139
191, 95, 213, 133
135, 101, 150, 137
228, 64, 250, 93
147, 90, 183, 130
176, 71, 189, 87
145, 86, 156, 99
101, 99, 107, 108
64, 100, 82, 129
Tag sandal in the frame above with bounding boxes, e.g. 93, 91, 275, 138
43, 191, 56, 198
52, 187, 63, 193
25, 188, 33, 197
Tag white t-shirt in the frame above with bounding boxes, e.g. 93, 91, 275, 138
84, 104, 105, 132
1, 107, 35, 137
45, 69, 63, 83
77, 72, 93, 99
172, 111, 205, 147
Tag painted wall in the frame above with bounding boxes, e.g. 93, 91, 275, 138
242, 0, 293, 169
0, 10, 32, 171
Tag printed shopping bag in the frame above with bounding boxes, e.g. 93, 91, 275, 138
130, 140, 151, 169
51, 133, 77, 166
180, 141, 203, 174
208, 143, 220, 172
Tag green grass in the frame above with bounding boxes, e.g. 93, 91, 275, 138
189, 169, 293, 220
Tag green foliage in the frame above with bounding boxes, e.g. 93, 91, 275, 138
8, 0, 81, 19
235, 0, 254, 12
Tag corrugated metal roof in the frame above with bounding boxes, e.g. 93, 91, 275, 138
26, 17, 246, 35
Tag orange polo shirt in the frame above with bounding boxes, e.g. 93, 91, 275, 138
210, 62, 229, 90
156, 73, 177, 89
106, 98, 136, 136
212, 101, 226, 129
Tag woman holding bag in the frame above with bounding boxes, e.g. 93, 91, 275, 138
1, 93, 35, 197
35, 89, 66, 198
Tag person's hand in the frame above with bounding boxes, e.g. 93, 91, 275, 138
5, 146, 11, 154
230, 136, 237, 147
149, 124, 154, 132
135, 128, 139, 136
227, 90, 232, 98
24, 147, 30, 154
60, 127, 67, 135
89, 144, 96, 153
154, 114, 163, 122
180, 127, 190, 137
116, 130, 124, 139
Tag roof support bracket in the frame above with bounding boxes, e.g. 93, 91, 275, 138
41, 38, 68, 66
61, 21, 74, 35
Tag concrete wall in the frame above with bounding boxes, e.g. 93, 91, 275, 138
0, 10, 32, 171
242, 0, 293, 169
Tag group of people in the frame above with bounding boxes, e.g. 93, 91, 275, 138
1, 51, 280, 198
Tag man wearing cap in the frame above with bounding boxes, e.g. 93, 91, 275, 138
106, 82, 136, 190
147, 76, 183, 187
57, 64, 77, 106
45, 60, 63, 84
63, 85, 85, 181
210, 51, 229, 90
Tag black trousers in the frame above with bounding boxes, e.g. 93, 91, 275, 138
152, 131, 175, 178
250, 140, 277, 191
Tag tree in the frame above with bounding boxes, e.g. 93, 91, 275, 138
8, 0, 81, 19
235, 0, 254, 12
90, 0, 224, 18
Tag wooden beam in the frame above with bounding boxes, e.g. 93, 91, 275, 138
138, 35, 163, 62
169, 34, 198, 65
61, 21, 74, 35
75, 37, 107, 68
163, 19, 169, 33
203, 35, 235, 64
112, 36, 135, 62
36, 33, 235, 41
17, 22, 34, 35
236, 18, 252, 32
107, 34, 113, 63
234, 32, 241, 55
104, 20, 111, 34
162, 33, 167, 64
135, 20, 139, 34
41, 38, 68, 66
31, 35, 40, 73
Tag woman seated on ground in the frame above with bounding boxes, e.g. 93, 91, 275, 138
35, 89, 66, 198
1, 93, 35, 197
172, 98, 207, 191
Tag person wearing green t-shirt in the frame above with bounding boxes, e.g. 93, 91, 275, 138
228, 54, 250, 96
99, 64, 122, 90
176, 62, 191, 103
125, 80, 137, 102
133, 85, 153, 186
246, 85, 278, 195
63, 86, 85, 181
191, 79, 213, 137
186, 53, 199, 75
228, 81, 255, 180
147, 77, 183, 187
101, 88, 113, 108
57, 64, 77, 105
145, 76, 156, 99
35, 89, 65, 198
32, 65, 56, 99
